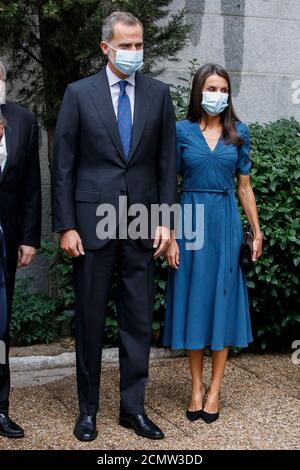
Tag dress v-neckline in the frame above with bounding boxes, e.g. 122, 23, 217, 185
196, 123, 222, 153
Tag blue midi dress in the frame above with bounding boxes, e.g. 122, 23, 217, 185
162, 119, 253, 350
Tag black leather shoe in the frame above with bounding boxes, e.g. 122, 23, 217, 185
73, 414, 98, 441
0, 412, 24, 438
119, 413, 164, 440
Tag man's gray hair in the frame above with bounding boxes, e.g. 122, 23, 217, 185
102, 11, 143, 43
0, 60, 7, 81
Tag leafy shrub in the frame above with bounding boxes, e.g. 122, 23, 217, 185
245, 118, 300, 351
11, 279, 60, 345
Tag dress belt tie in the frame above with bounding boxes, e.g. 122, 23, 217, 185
182, 188, 235, 296
183, 188, 234, 194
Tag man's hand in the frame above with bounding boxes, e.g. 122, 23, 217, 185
17, 245, 37, 267
153, 226, 171, 259
60, 229, 85, 257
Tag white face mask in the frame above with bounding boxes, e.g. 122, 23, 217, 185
0, 80, 6, 105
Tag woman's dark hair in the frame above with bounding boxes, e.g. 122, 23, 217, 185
186, 63, 243, 146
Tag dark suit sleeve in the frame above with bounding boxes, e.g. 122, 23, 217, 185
19, 115, 42, 248
158, 86, 177, 228
51, 84, 79, 232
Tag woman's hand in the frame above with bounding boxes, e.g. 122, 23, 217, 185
165, 239, 180, 269
252, 233, 263, 262
237, 174, 263, 263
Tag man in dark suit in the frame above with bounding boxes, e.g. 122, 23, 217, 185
52, 11, 177, 441
0, 60, 42, 438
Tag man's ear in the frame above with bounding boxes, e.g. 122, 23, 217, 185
100, 41, 109, 57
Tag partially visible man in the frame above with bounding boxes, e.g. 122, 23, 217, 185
0, 59, 42, 438
0, 113, 8, 342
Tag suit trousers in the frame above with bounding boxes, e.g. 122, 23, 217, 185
0, 246, 18, 412
73, 236, 155, 416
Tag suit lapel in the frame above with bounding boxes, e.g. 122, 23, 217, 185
89, 68, 126, 162
89, 68, 154, 165
0, 104, 15, 184
127, 71, 154, 163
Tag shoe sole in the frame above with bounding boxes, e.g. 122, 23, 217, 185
0, 430, 24, 439
119, 420, 164, 440
73, 430, 98, 442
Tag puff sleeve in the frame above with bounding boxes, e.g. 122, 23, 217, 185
236, 123, 252, 176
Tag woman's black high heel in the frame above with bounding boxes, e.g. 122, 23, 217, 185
186, 409, 203, 421
201, 390, 220, 424
186, 384, 206, 422
201, 410, 219, 424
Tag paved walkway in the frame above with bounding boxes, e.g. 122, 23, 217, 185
0, 353, 299, 450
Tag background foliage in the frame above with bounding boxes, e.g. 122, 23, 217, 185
11, 278, 59, 345
0, 0, 189, 130
245, 118, 300, 351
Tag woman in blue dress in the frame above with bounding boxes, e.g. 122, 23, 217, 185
163, 64, 263, 423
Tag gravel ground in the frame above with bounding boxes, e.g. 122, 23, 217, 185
0, 353, 299, 450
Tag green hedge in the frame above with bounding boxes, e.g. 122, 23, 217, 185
11, 278, 60, 345
244, 118, 300, 351
10, 117, 300, 351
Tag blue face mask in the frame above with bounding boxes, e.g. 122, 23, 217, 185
201, 91, 229, 116
107, 43, 144, 75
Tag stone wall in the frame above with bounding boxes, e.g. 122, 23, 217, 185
164, 0, 300, 123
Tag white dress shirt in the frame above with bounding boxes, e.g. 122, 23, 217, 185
0, 129, 7, 173
106, 64, 135, 123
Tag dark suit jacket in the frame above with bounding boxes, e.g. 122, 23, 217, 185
0, 102, 41, 254
51, 68, 177, 250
